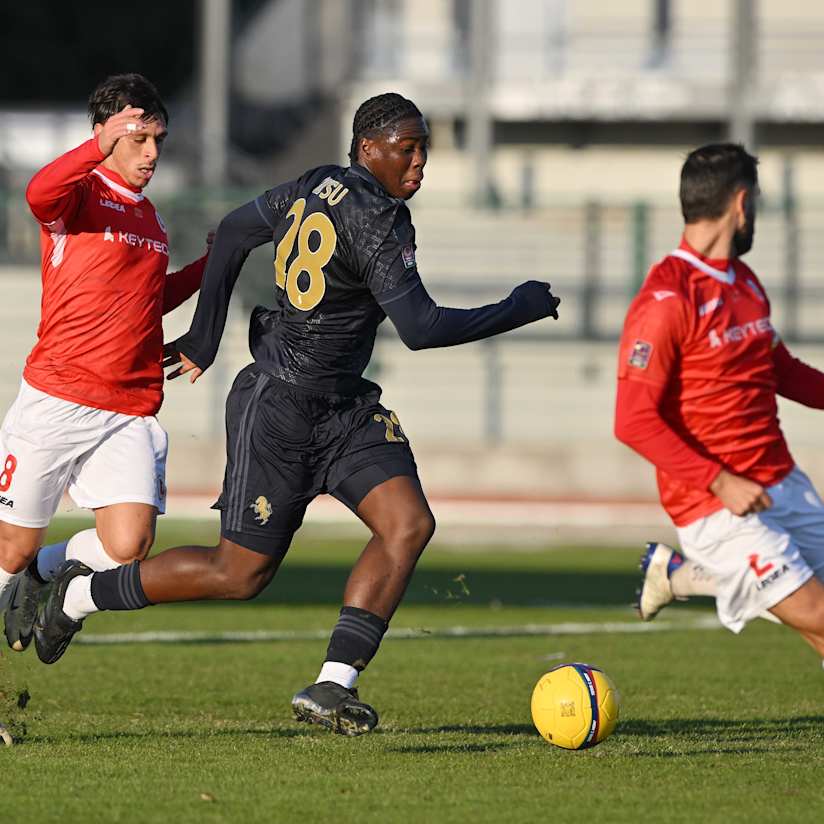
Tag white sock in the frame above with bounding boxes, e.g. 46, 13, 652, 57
0, 565, 20, 611
36, 541, 68, 581
670, 560, 718, 598
65, 529, 120, 571
62, 575, 98, 622
316, 661, 358, 690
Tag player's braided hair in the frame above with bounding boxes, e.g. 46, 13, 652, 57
87, 73, 169, 127
349, 93, 422, 162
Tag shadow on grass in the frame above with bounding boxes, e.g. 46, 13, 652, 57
24, 726, 306, 746
388, 742, 518, 754
410, 723, 535, 737
162, 565, 712, 611
619, 715, 824, 739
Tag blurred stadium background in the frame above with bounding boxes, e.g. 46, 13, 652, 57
2, 0, 824, 543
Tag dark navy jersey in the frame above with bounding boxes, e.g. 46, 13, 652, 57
179, 163, 420, 395
175, 164, 559, 396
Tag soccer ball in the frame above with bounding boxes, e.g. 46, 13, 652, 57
530, 663, 620, 750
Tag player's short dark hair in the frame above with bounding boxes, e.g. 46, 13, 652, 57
87, 73, 169, 127
349, 92, 422, 162
679, 143, 758, 223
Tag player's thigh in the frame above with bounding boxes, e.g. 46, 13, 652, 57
217, 367, 318, 559
677, 507, 813, 633
0, 387, 79, 530
325, 398, 432, 539
766, 467, 824, 582
767, 575, 824, 635
69, 415, 168, 513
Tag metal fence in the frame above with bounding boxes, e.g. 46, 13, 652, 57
3, 183, 824, 346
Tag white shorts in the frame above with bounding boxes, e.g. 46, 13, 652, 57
677, 466, 824, 633
0, 379, 167, 528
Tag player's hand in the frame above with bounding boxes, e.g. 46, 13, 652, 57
511, 281, 561, 321
710, 469, 772, 516
163, 343, 203, 384
97, 105, 147, 156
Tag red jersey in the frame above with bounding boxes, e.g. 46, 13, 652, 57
23, 138, 206, 416
615, 239, 795, 526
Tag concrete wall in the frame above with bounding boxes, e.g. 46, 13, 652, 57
5, 263, 824, 502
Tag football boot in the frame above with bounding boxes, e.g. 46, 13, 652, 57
635, 541, 684, 621
33, 560, 92, 664
291, 681, 378, 736
4, 568, 47, 651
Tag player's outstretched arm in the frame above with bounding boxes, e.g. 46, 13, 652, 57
379, 278, 560, 351
167, 197, 275, 376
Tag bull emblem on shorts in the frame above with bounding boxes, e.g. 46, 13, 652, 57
250, 495, 272, 525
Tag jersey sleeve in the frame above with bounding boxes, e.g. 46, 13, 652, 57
361, 206, 421, 300
773, 341, 824, 409
26, 137, 105, 228
617, 286, 690, 386
162, 253, 208, 315
173, 194, 277, 370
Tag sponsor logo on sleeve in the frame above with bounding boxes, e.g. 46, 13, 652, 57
628, 339, 653, 369
401, 243, 416, 269
653, 290, 676, 301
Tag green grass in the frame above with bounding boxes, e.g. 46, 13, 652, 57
2, 517, 823, 823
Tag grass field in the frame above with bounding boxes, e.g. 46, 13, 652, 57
2, 517, 823, 823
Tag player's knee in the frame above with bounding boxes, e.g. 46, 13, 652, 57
103, 531, 155, 564
0, 536, 35, 574
389, 509, 436, 554
209, 544, 275, 600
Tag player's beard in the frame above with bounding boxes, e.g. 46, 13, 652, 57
733, 217, 754, 257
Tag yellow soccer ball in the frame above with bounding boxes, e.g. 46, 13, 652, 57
531, 663, 620, 750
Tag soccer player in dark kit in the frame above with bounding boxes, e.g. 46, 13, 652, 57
36, 93, 561, 735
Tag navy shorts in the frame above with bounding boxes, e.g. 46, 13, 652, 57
214, 364, 418, 556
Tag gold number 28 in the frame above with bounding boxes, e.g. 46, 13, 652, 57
274, 198, 337, 311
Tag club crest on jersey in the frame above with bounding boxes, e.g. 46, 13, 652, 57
134, 207, 143, 219
628, 339, 653, 369
250, 496, 272, 526
401, 243, 416, 269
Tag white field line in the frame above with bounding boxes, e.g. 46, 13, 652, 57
76, 616, 722, 646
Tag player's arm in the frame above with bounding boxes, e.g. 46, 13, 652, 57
614, 293, 770, 516
379, 277, 558, 350
773, 341, 824, 408
366, 210, 559, 349
26, 105, 146, 226
162, 231, 215, 315
164, 194, 279, 380
26, 139, 104, 226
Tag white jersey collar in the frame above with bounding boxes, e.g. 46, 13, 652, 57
670, 248, 734, 285
92, 168, 144, 203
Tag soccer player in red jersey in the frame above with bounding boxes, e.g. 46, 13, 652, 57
615, 143, 824, 659
0, 74, 210, 651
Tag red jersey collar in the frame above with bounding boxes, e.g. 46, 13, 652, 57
92, 165, 145, 203
672, 238, 735, 285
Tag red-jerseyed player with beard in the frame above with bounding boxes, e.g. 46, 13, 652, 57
615, 143, 824, 662
0, 74, 210, 654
